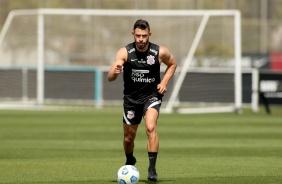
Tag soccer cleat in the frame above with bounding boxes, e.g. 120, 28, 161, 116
147, 168, 158, 182
125, 156, 137, 166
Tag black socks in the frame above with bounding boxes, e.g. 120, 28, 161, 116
126, 152, 134, 160
125, 152, 136, 165
148, 152, 158, 170
125, 151, 157, 167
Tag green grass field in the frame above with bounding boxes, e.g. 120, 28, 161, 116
1, 107, 282, 184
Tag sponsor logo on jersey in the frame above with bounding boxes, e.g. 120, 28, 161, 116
127, 110, 135, 119
138, 59, 146, 64
128, 48, 135, 53
131, 69, 155, 83
132, 69, 149, 73
147, 55, 155, 65
150, 48, 158, 55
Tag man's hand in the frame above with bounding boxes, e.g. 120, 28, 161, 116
115, 64, 123, 74
157, 83, 167, 94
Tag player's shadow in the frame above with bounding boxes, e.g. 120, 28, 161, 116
110, 179, 175, 183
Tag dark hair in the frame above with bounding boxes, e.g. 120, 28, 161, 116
133, 19, 150, 31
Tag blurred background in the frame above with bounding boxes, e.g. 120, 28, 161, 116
0, 0, 281, 112
1, 0, 281, 59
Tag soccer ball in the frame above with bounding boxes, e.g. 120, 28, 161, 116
116, 165, 140, 184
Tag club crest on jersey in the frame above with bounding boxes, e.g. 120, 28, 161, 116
127, 110, 135, 119
147, 55, 155, 65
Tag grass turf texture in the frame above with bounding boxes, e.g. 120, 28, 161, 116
0, 107, 282, 184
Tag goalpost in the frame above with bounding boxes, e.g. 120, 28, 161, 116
164, 11, 242, 113
0, 9, 242, 113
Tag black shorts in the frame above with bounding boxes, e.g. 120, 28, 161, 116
123, 96, 162, 125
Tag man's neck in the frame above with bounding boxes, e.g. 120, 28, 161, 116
135, 42, 149, 52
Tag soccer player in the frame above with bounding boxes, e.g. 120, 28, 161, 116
108, 19, 177, 182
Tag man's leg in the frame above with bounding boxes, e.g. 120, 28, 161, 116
123, 124, 138, 165
144, 108, 159, 182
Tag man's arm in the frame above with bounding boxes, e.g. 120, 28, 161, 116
108, 47, 127, 82
157, 46, 177, 94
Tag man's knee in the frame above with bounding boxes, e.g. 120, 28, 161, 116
146, 125, 156, 134
124, 134, 135, 145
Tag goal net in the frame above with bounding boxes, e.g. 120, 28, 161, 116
0, 9, 242, 113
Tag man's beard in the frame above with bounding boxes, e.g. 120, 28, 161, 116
136, 40, 149, 50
